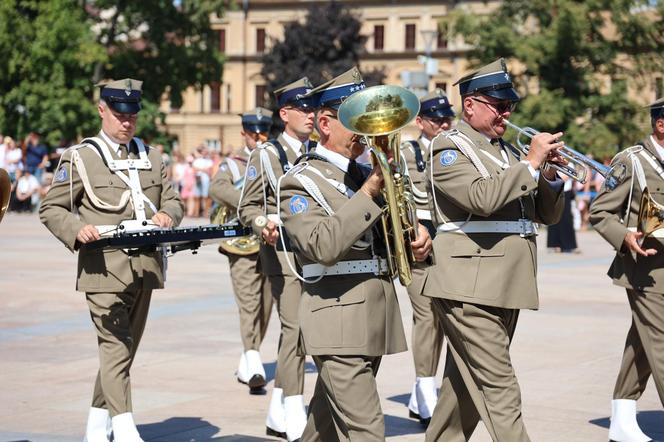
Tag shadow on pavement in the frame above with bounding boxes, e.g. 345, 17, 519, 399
589, 409, 664, 439
387, 392, 410, 406
263, 360, 317, 384
384, 413, 426, 437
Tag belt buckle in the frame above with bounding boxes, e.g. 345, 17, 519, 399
519, 219, 534, 238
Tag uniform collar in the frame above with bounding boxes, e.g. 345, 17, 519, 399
650, 135, 664, 162
281, 131, 304, 155
100, 130, 121, 155
313, 143, 350, 173
420, 136, 431, 149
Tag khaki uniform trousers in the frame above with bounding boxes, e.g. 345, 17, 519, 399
613, 289, 664, 404
426, 299, 530, 442
302, 355, 384, 442
87, 289, 152, 417
228, 254, 271, 351
407, 266, 444, 376
267, 273, 305, 396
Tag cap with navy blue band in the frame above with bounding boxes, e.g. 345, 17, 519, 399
454, 58, 520, 102
309, 67, 365, 110
648, 97, 664, 120
274, 77, 315, 109
241, 107, 273, 133
420, 88, 455, 118
96, 78, 143, 114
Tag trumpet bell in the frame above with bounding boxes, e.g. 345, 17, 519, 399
338, 85, 420, 136
638, 187, 664, 238
0, 168, 10, 224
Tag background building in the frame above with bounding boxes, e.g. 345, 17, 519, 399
162, 0, 500, 154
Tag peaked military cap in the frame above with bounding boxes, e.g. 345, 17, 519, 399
274, 77, 316, 109
96, 78, 143, 114
420, 88, 454, 118
240, 107, 273, 134
648, 97, 664, 120
309, 67, 366, 110
455, 58, 520, 102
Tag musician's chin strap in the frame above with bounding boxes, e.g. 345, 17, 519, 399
75, 136, 158, 235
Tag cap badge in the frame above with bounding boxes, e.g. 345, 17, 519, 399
124, 79, 132, 96
352, 69, 361, 83
256, 108, 263, 120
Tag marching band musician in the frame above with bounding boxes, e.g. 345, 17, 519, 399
278, 67, 433, 441
589, 98, 664, 442
39, 79, 184, 442
209, 107, 274, 394
401, 88, 455, 425
237, 78, 317, 440
423, 59, 566, 442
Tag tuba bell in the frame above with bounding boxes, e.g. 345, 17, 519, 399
0, 168, 10, 224
338, 85, 420, 286
637, 187, 664, 240
210, 177, 260, 256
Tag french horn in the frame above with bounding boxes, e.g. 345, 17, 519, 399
338, 85, 420, 286
210, 177, 260, 256
0, 168, 10, 224
637, 187, 664, 240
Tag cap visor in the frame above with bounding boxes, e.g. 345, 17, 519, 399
482, 88, 520, 102
243, 124, 272, 133
108, 101, 141, 114
422, 108, 455, 118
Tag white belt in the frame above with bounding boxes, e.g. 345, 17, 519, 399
302, 258, 389, 279
627, 227, 664, 238
416, 209, 431, 221
437, 220, 538, 237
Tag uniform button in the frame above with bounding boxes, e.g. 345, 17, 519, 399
476, 248, 481, 254
521, 185, 527, 191
335, 298, 340, 302
364, 213, 371, 221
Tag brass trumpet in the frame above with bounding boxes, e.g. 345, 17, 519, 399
503, 119, 619, 184
338, 85, 420, 286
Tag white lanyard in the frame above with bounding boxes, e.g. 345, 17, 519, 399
480, 145, 510, 170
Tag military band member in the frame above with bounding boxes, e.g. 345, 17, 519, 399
39, 79, 184, 442
423, 59, 565, 442
237, 78, 317, 440
402, 88, 454, 425
209, 107, 274, 393
278, 67, 433, 441
589, 98, 664, 442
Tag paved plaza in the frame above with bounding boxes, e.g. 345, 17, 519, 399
1, 213, 662, 441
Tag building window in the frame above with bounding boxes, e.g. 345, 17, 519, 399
255, 84, 267, 107
256, 28, 266, 53
374, 25, 384, 51
218, 29, 226, 53
210, 82, 220, 113
405, 23, 416, 50
437, 29, 447, 49
435, 82, 448, 94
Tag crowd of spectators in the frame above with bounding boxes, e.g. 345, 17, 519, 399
0, 132, 228, 219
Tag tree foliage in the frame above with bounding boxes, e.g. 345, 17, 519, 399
0, 0, 227, 146
448, 0, 664, 159
261, 0, 384, 128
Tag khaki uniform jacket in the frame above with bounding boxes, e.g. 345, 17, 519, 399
423, 121, 564, 309
279, 158, 407, 356
39, 136, 184, 293
401, 136, 430, 213
589, 137, 664, 294
238, 133, 300, 275
209, 148, 249, 214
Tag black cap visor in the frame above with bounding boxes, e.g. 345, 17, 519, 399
422, 107, 455, 118
107, 100, 141, 114
243, 123, 272, 134
481, 87, 520, 103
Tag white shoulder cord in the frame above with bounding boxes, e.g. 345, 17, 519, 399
429, 130, 488, 229
275, 165, 325, 284
225, 157, 242, 183
259, 145, 280, 192
236, 148, 260, 220
622, 148, 648, 226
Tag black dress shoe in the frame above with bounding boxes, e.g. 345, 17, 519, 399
248, 374, 266, 391
266, 426, 287, 439
409, 410, 421, 420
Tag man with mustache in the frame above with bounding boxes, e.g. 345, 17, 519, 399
278, 67, 433, 441
237, 78, 317, 441
423, 59, 566, 441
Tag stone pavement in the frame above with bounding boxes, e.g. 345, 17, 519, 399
0, 212, 662, 442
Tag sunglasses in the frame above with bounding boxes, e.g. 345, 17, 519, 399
424, 117, 452, 126
471, 97, 516, 114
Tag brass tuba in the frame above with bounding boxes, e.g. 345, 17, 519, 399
0, 168, 10, 224
338, 85, 420, 286
210, 177, 260, 256
637, 187, 664, 240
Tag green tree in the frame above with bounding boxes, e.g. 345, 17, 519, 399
447, 0, 664, 159
261, 1, 384, 133
0, 0, 106, 145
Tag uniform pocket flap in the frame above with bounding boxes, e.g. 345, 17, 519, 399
309, 289, 365, 312
450, 240, 505, 257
